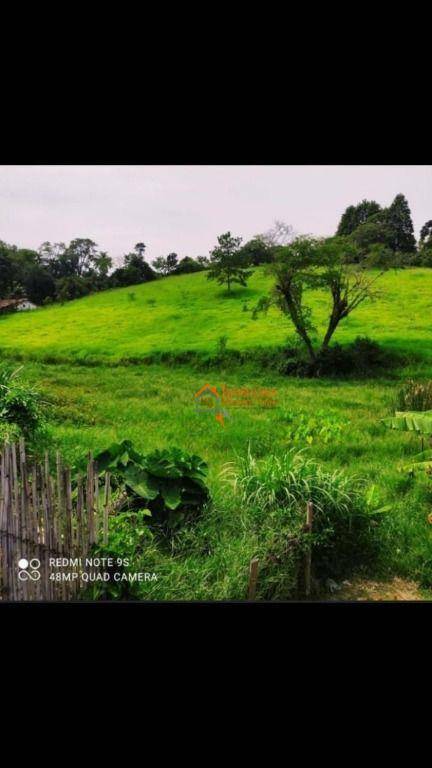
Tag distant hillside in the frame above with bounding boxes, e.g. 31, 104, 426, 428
0, 268, 431, 365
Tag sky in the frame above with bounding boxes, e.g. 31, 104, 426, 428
1, 165, 431, 264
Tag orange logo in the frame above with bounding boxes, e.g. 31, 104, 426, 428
194, 384, 228, 426
194, 383, 278, 426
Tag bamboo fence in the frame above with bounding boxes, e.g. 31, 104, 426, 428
0, 440, 111, 601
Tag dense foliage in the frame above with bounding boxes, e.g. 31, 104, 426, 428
90, 440, 210, 530
0, 239, 158, 306
337, 199, 382, 236
338, 193, 418, 264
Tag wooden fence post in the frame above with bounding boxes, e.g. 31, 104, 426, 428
247, 557, 259, 600
87, 452, 95, 545
304, 501, 314, 597
103, 472, 111, 546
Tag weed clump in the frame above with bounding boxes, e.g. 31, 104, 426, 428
395, 379, 432, 412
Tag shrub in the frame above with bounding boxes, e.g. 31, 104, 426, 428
395, 380, 432, 412
309, 337, 394, 377
277, 337, 395, 378
0, 421, 21, 443
85, 510, 156, 600
0, 365, 46, 439
409, 248, 432, 267
419, 249, 432, 267
91, 441, 210, 532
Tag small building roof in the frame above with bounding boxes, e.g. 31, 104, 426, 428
0, 297, 31, 309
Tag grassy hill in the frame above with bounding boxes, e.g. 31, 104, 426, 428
1, 267, 432, 365
2, 267, 432, 597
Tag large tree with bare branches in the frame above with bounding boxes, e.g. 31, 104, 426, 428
254, 235, 384, 364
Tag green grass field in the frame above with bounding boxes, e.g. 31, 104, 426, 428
1, 267, 432, 367
1, 267, 432, 597
14, 360, 431, 589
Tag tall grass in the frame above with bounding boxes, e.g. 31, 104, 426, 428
395, 380, 432, 412
226, 447, 380, 581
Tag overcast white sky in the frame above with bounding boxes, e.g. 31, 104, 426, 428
1, 165, 431, 263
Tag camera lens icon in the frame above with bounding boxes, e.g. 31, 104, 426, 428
18, 557, 41, 581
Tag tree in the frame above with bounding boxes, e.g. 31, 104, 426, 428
134, 242, 146, 258
151, 256, 169, 275
386, 194, 416, 254
416, 219, 432, 266
336, 200, 382, 236
255, 236, 384, 364
24, 266, 56, 304
420, 220, 432, 247
11, 248, 41, 284
351, 219, 394, 256
207, 232, 252, 293
239, 237, 274, 266
65, 238, 99, 276
174, 257, 206, 275
336, 205, 357, 236
92, 251, 112, 277
0, 243, 16, 296
38, 242, 66, 278
151, 253, 178, 276
110, 251, 156, 287
38, 240, 98, 278
166, 253, 178, 273
261, 220, 295, 247
55, 276, 90, 302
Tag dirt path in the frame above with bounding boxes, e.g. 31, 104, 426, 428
326, 576, 428, 601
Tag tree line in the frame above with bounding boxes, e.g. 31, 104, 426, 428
0, 240, 211, 305
0, 232, 276, 306
1, 193, 431, 307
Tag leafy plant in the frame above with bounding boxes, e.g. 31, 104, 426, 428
381, 411, 432, 435
84, 509, 155, 600
91, 440, 210, 530
281, 409, 347, 445
90, 439, 144, 473
382, 410, 432, 474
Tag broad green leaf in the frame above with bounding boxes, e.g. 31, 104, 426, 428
158, 482, 182, 510
381, 410, 432, 435
124, 466, 158, 500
